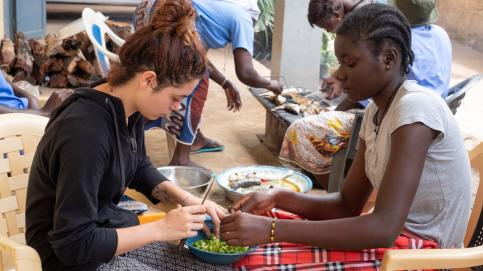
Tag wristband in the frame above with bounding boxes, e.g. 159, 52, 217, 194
180, 194, 192, 206
221, 77, 229, 88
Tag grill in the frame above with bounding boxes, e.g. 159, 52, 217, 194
248, 87, 331, 154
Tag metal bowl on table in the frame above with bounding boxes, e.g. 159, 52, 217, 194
157, 166, 213, 197
216, 165, 313, 202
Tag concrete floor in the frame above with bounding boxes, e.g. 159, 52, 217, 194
42, 4, 483, 213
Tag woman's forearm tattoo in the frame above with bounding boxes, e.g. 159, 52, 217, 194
152, 183, 169, 202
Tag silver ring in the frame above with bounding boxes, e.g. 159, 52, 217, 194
227, 231, 229, 234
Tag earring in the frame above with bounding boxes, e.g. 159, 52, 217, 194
386, 65, 390, 69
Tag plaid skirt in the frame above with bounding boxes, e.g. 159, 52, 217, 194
233, 209, 439, 271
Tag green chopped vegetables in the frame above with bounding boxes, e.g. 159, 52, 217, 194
192, 234, 249, 254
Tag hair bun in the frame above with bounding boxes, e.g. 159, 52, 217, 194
150, 0, 198, 45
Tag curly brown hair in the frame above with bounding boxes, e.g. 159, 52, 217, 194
108, 0, 207, 90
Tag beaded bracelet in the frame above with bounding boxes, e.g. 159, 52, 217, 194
180, 194, 192, 206
270, 217, 277, 244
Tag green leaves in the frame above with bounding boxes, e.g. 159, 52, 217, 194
193, 234, 249, 254
255, 0, 275, 51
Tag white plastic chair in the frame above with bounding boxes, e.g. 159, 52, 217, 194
57, 11, 109, 41
0, 113, 48, 271
82, 7, 126, 77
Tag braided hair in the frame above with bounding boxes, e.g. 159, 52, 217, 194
336, 4, 414, 74
108, 0, 207, 90
307, 0, 343, 27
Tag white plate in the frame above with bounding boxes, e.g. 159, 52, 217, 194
216, 166, 313, 201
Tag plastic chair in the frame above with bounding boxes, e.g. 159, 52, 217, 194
327, 109, 364, 193
446, 74, 482, 115
379, 141, 483, 271
81, 8, 177, 157
57, 11, 108, 41
82, 7, 125, 77
0, 113, 48, 271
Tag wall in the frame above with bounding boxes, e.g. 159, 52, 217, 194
436, 1, 483, 53
271, 0, 322, 92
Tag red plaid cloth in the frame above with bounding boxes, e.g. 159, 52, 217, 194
233, 209, 439, 271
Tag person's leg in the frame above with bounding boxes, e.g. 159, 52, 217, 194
190, 129, 225, 153
169, 142, 214, 172
164, 71, 215, 173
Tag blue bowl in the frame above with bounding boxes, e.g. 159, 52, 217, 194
186, 218, 260, 265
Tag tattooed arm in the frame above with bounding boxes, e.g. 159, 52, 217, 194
151, 181, 193, 205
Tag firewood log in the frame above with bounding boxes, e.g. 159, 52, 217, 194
75, 69, 101, 82
14, 32, 34, 75
67, 74, 96, 88
31, 66, 45, 85
50, 58, 63, 72
49, 73, 68, 88
45, 33, 65, 57
76, 59, 96, 74
105, 20, 131, 54
62, 56, 81, 75
60, 37, 82, 57
75, 32, 95, 62
1, 39, 16, 71
62, 37, 82, 51
13, 69, 26, 82
33, 54, 55, 75
29, 38, 45, 56
12, 68, 35, 85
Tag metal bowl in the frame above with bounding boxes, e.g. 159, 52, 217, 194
157, 166, 213, 197
216, 165, 313, 202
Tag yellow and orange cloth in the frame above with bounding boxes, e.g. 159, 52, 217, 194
279, 110, 355, 174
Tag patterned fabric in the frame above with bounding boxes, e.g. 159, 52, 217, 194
117, 195, 148, 215
97, 241, 234, 271
279, 111, 355, 174
145, 70, 210, 145
233, 209, 439, 271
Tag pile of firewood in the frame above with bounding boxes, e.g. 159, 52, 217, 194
0, 20, 132, 88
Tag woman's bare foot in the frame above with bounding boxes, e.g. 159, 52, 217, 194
169, 142, 214, 174
190, 130, 225, 153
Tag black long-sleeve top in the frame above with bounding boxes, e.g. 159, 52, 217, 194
26, 86, 168, 270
